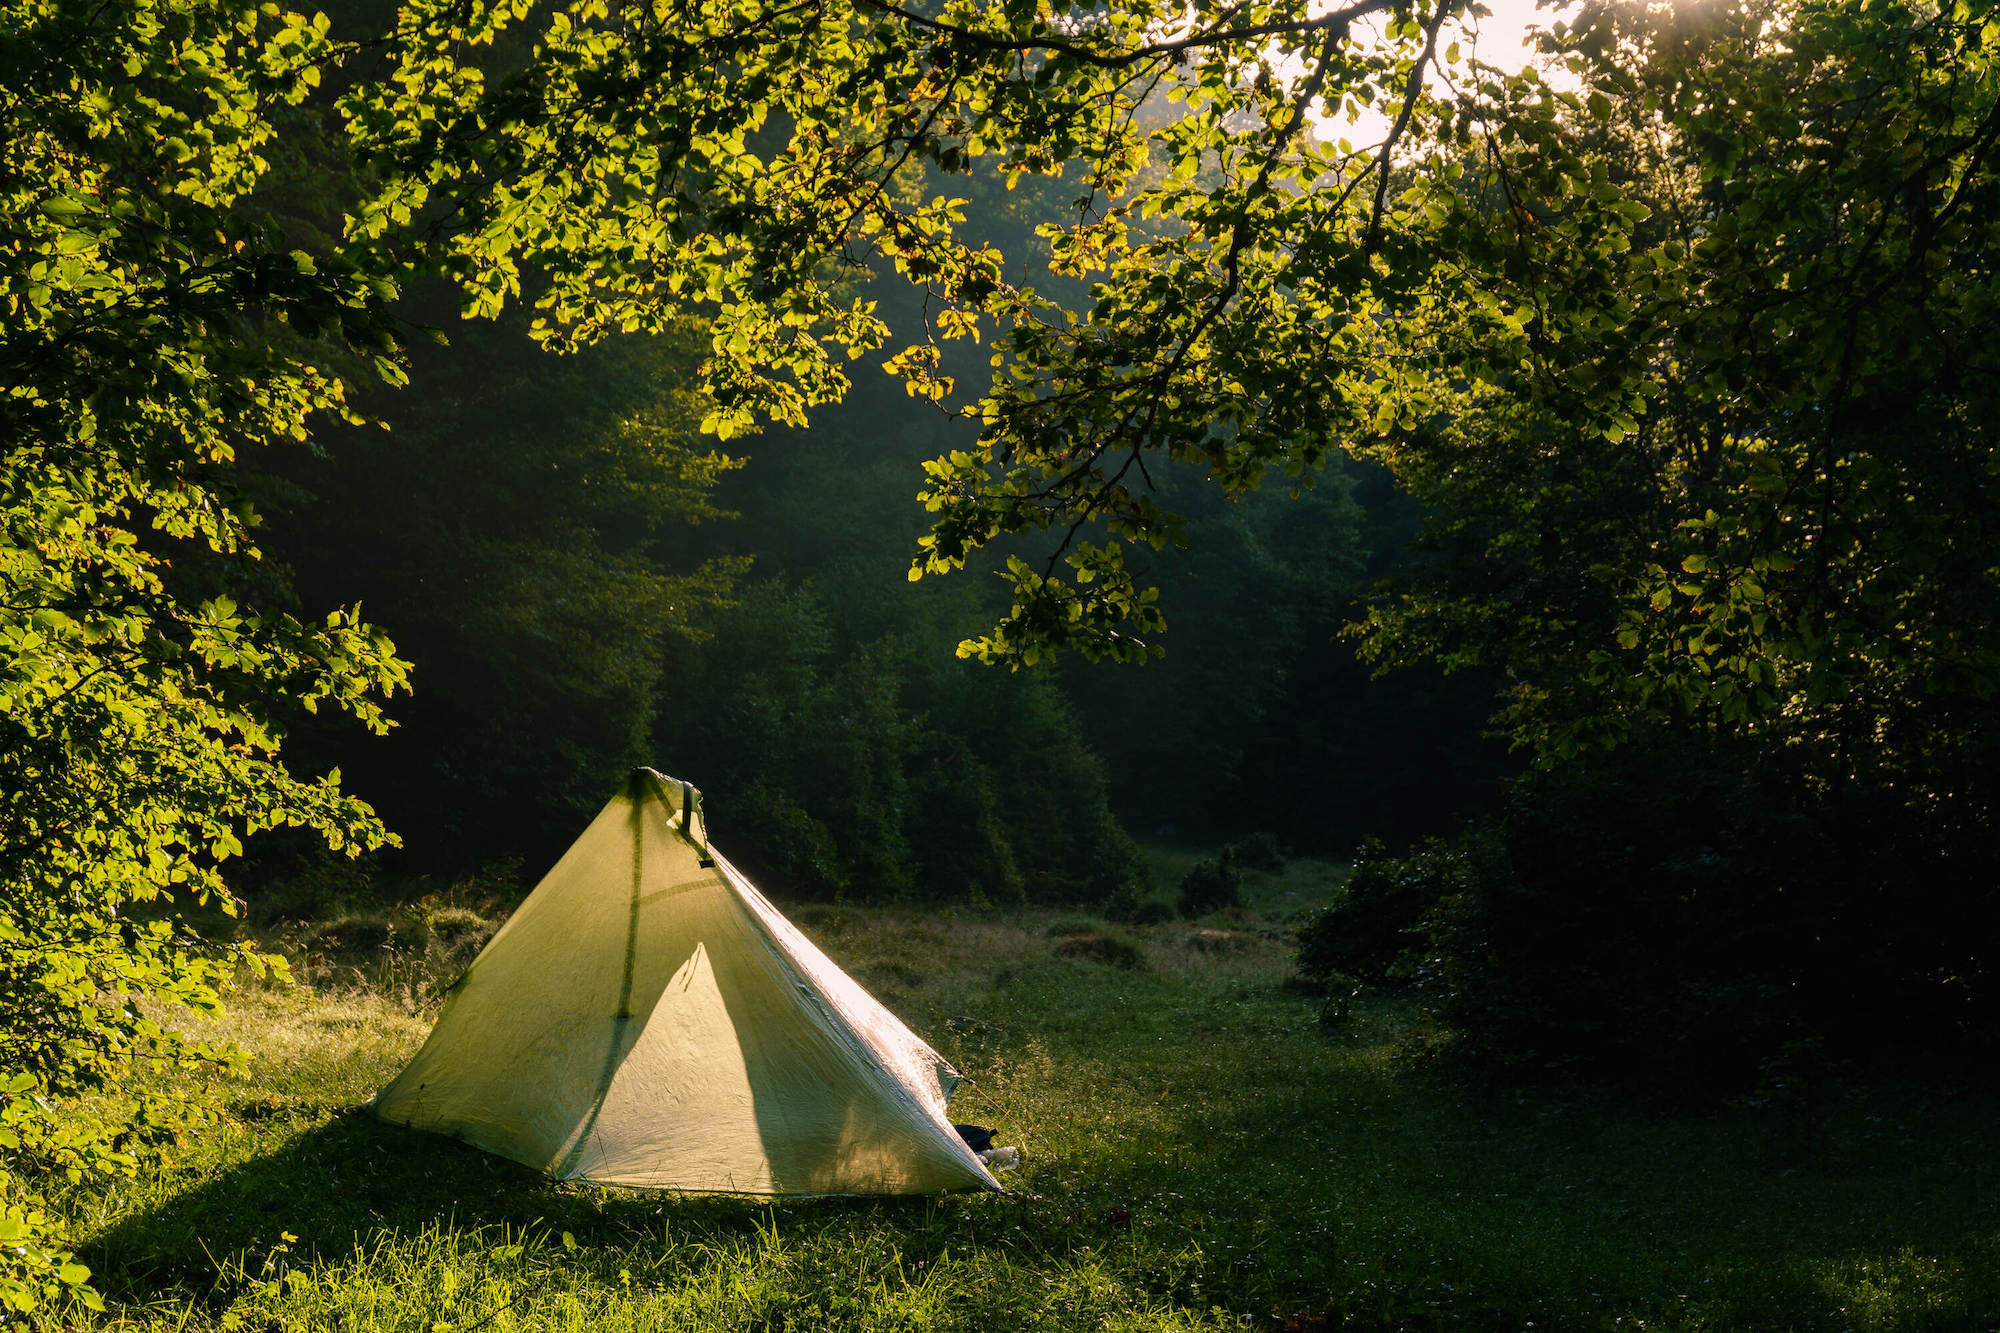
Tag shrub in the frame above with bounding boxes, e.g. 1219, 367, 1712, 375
1100, 880, 1141, 922
1175, 850, 1242, 918
1295, 837, 1471, 987
1375, 729, 2000, 1093
1224, 832, 1287, 873
1101, 879, 1170, 925
1411, 744, 1814, 1088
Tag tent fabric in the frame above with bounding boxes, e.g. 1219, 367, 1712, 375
370, 769, 998, 1196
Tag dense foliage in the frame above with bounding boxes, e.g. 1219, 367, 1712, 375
0, 0, 422, 1312
660, 583, 1150, 906
1353, 2, 2000, 774
1059, 461, 1509, 847
1296, 836, 1472, 988
1285, 0, 1998, 1085
241, 311, 1153, 902
1301, 729, 1999, 1090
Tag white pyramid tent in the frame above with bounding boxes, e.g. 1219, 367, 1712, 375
370, 769, 998, 1195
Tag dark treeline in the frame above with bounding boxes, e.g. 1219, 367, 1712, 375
243, 266, 1507, 909
224, 92, 1510, 909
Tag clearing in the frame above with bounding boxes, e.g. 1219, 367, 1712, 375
66, 856, 2000, 1331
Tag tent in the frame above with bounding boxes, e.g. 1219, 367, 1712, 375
370, 769, 999, 1196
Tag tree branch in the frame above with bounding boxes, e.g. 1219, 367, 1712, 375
856, 0, 1401, 70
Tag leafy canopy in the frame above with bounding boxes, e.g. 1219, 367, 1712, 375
1349, 0, 2000, 777
328, 0, 1454, 663
1, 0, 407, 1309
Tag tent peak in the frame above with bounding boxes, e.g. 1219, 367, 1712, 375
628, 767, 711, 868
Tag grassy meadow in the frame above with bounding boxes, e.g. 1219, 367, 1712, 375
59, 853, 2000, 1332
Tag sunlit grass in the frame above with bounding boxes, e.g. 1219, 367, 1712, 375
66, 850, 2000, 1331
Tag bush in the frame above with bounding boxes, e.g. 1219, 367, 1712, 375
1176, 850, 1243, 918
1295, 837, 1472, 987
1411, 745, 1815, 1088
1103, 883, 1177, 925
1364, 730, 2000, 1093
1224, 831, 1287, 873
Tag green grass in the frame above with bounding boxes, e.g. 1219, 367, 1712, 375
59, 852, 2000, 1332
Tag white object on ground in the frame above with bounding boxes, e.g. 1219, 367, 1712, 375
978, 1146, 1022, 1172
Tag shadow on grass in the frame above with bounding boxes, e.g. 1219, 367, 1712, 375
1157, 1050, 2000, 1332
82, 1110, 956, 1311
944, 975, 2000, 1332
